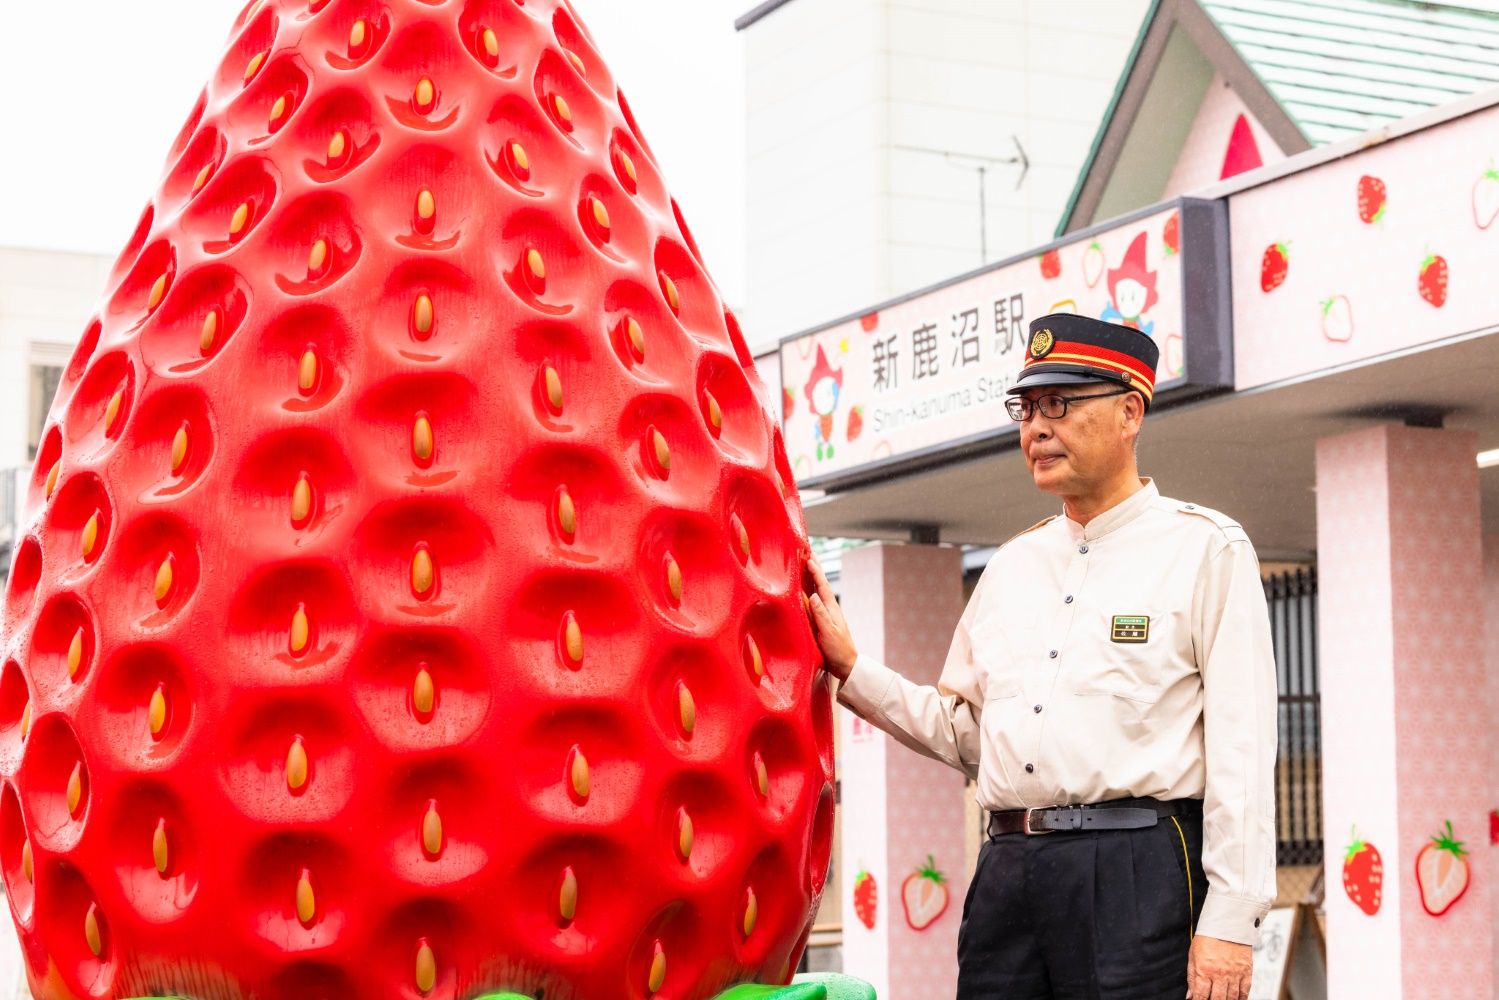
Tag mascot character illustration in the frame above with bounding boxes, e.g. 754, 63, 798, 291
803, 345, 844, 462
1101, 231, 1159, 334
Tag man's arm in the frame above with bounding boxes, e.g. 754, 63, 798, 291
1193, 536, 1279, 946
806, 558, 985, 779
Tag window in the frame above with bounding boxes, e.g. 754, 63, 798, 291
28, 363, 63, 461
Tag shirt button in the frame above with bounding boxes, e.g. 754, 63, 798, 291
1049, 650, 1058, 659
1033, 704, 1043, 713
1024, 763, 1035, 773
1079, 544, 1089, 554
1064, 595, 1074, 604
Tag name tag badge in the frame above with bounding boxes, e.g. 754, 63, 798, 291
1111, 615, 1149, 643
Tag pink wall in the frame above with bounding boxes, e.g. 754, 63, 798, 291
1161, 73, 1282, 200
1486, 535, 1499, 986
1230, 102, 1499, 389
1317, 426, 1494, 999
837, 543, 967, 999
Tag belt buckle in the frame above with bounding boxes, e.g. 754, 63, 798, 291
1023, 806, 1053, 836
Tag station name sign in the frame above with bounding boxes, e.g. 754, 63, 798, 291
779, 198, 1231, 489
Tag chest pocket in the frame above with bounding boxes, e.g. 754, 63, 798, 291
969, 618, 1024, 701
1069, 609, 1175, 704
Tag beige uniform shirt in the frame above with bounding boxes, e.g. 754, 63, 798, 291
837, 480, 1277, 945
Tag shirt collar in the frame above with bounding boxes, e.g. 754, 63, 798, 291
1063, 478, 1158, 542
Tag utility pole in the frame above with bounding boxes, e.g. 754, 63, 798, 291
893, 136, 1030, 266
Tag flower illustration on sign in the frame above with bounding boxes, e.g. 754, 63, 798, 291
803, 344, 844, 462
1100, 232, 1158, 334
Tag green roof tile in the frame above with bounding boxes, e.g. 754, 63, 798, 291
1200, 0, 1499, 142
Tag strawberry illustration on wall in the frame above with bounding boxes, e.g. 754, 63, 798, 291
1342, 827, 1383, 916
1473, 165, 1499, 229
0, 1, 836, 997
1261, 243, 1289, 292
901, 856, 949, 931
846, 406, 864, 443
1357, 175, 1387, 224
1082, 241, 1105, 288
1416, 821, 1471, 917
1418, 253, 1449, 307
1162, 212, 1179, 257
1039, 249, 1061, 280
803, 344, 844, 462
852, 868, 878, 929
1100, 232, 1158, 334
1321, 295, 1353, 343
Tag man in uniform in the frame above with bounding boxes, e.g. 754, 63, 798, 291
806, 314, 1276, 1000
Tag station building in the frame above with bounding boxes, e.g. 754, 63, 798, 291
738, 1, 1499, 996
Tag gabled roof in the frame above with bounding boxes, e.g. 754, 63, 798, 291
1201, 0, 1499, 144
1057, 0, 1499, 234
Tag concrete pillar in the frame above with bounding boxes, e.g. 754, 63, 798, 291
1316, 426, 1494, 999
836, 542, 968, 999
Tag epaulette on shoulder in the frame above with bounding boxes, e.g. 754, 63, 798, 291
1173, 501, 1249, 543
1000, 515, 1058, 549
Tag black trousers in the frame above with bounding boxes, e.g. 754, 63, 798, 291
957, 805, 1208, 999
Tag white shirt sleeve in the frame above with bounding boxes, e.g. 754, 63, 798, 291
835, 570, 990, 780
1193, 536, 1279, 945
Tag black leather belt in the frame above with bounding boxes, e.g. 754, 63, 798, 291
988, 797, 1201, 838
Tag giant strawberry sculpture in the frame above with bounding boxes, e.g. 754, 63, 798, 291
0, 1, 839, 996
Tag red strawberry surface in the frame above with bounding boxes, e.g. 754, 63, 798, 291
1415, 821, 1470, 917
1419, 254, 1449, 307
851, 870, 876, 930
1490, 809, 1498, 846
1038, 250, 1060, 280
1260, 243, 1288, 293
1357, 175, 1386, 224
1162, 213, 1179, 256
0, 1, 834, 997
1342, 829, 1383, 916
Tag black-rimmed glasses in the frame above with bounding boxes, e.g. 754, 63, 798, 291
1004, 388, 1132, 422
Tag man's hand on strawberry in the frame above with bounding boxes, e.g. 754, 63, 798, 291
1188, 935, 1253, 1000
806, 557, 857, 682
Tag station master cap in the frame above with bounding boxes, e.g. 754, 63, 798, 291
1006, 313, 1161, 408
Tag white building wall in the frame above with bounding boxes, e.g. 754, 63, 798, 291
743, 0, 1150, 352
0, 247, 111, 536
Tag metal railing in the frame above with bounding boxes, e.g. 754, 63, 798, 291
1265, 568, 1323, 867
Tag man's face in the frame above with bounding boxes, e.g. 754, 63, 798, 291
1018, 384, 1141, 497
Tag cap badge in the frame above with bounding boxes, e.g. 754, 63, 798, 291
1029, 328, 1055, 359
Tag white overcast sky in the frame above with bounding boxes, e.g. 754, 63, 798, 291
0, 0, 750, 306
